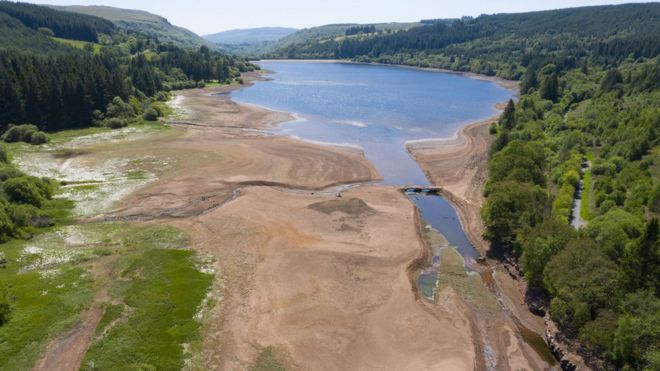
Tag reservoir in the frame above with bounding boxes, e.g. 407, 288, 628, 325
231, 61, 513, 262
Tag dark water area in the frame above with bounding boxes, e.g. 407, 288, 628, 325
231, 61, 512, 259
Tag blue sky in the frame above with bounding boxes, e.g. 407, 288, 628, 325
34, 0, 654, 35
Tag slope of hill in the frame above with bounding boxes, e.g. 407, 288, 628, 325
274, 21, 423, 49
50, 5, 212, 49
273, 3, 660, 76
204, 27, 298, 45
0, 1, 115, 43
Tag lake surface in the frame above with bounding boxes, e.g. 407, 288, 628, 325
231, 61, 513, 261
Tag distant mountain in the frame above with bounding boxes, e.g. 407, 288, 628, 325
204, 27, 298, 45
49, 5, 212, 49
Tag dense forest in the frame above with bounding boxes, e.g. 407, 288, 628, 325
269, 3, 660, 370
0, 1, 257, 243
482, 57, 660, 371
0, 1, 256, 132
274, 3, 660, 78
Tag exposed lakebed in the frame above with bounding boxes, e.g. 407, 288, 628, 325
232, 61, 512, 278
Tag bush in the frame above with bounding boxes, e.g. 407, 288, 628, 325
1, 124, 48, 145
3, 177, 46, 207
106, 96, 135, 119
30, 131, 48, 145
2, 124, 36, 143
0, 206, 15, 243
142, 108, 159, 121
105, 118, 128, 129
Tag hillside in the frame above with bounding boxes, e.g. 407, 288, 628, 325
204, 27, 298, 45
273, 3, 660, 77
50, 5, 212, 49
274, 21, 423, 49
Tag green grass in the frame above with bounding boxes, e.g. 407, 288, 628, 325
95, 304, 124, 336
580, 169, 593, 221
81, 226, 212, 371
0, 237, 95, 370
51, 37, 102, 53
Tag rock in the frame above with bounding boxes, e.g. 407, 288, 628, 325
544, 317, 590, 370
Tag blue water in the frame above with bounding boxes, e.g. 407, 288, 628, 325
231, 61, 512, 258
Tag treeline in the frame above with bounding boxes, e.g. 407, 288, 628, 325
0, 50, 129, 131
482, 57, 659, 369
345, 25, 375, 36
0, 2, 256, 132
274, 3, 660, 80
0, 1, 115, 42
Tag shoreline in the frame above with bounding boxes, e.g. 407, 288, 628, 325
257, 58, 521, 92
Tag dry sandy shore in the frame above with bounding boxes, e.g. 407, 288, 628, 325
50, 72, 556, 370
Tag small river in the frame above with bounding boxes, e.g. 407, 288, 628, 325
231, 60, 512, 270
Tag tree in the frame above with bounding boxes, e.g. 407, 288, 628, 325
540, 73, 559, 102
612, 290, 660, 369
586, 209, 644, 261
499, 99, 516, 129
488, 140, 546, 187
544, 239, 621, 331
519, 220, 576, 287
482, 180, 547, 251
622, 218, 659, 292
601, 68, 623, 92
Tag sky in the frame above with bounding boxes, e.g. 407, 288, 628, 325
33, 0, 654, 35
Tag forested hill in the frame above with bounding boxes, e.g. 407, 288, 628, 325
0, 1, 256, 132
274, 3, 660, 78
49, 5, 213, 49
0, 1, 115, 42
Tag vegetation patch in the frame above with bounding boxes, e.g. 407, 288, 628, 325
250, 346, 292, 371
0, 236, 95, 371
82, 226, 212, 371
308, 198, 375, 216
436, 248, 499, 310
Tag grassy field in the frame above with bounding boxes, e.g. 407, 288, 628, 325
0, 224, 109, 370
1, 120, 212, 370
51, 37, 102, 53
81, 225, 212, 370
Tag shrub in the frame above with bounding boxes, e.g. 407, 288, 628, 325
9, 204, 36, 228
142, 108, 159, 121
1, 124, 48, 145
0, 206, 15, 243
105, 118, 128, 129
106, 96, 135, 119
2, 124, 37, 143
3, 177, 45, 207
30, 131, 48, 145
